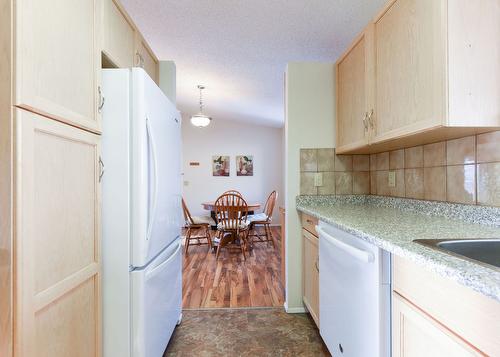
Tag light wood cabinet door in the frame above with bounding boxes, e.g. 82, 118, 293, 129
135, 33, 159, 84
102, 0, 135, 68
15, 109, 101, 357
302, 229, 319, 327
392, 293, 480, 357
336, 27, 373, 153
373, 0, 446, 143
15, 0, 102, 133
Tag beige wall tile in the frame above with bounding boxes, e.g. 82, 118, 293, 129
317, 148, 335, 172
353, 172, 370, 194
390, 169, 405, 197
446, 136, 475, 165
405, 146, 424, 168
370, 173, 377, 195
335, 172, 353, 194
300, 149, 317, 172
477, 163, 500, 206
370, 154, 377, 171
424, 167, 447, 201
376, 171, 390, 196
405, 168, 424, 199
376, 152, 389, 170
446, 165, 476, 204
353, 155, 370, 172
389, 149, 405, 170
477, 131, 500, 163
300, 172, 317, 195
334, 155, 352, 172
318, 172, 335, 195
424, 142, 446, 167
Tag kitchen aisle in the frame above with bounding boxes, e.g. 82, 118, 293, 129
163, 308, 330, 356
182, 227, 284, 308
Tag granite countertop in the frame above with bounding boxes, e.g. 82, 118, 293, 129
296, 195, 500, 302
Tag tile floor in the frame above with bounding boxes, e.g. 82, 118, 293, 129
163, 308, 331, 356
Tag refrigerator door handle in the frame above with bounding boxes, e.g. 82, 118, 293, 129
146, 117, 158, 240
146, 242, 181, 278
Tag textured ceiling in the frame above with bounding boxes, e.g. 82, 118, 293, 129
121, 0, 386, 127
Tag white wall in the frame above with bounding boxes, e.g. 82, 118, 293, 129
182, 118, 284, 223
285, 62, 336, 312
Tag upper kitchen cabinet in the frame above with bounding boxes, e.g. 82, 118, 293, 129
15, 0, 102, 133
102, 0, 135, 68
336, 26, 374, 152
135, 33, 159, 84
336, 0, 500, 154
373, 0, 446, 144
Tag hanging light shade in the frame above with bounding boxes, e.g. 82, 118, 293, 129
190, 85, 212, 127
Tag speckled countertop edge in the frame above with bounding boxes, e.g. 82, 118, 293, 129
296, 195, 500, 302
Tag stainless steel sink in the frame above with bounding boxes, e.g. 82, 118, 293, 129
414, 239, 500, 269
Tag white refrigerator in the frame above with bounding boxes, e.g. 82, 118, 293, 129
101, 68, 182, 357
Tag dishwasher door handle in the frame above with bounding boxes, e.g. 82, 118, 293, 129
316, 225, 374, 263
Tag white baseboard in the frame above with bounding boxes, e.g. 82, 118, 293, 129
283, 301, 306, 314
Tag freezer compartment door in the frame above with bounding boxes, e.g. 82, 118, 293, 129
131, 68, 182, 267
131, 240, 182, 357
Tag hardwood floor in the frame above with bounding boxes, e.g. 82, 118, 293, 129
182, 227, 284, 309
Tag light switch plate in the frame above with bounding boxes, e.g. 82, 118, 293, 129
388, 171, 396, 187
314, 172, 323, 187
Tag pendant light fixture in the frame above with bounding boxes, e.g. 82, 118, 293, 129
190, 85, 212, 127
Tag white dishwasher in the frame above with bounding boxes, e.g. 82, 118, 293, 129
316, 221, 391, 357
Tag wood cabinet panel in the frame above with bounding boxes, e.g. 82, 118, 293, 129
336, 32, 370, 151
301, 213, 318, 237
15, 110, 101, 357
392, 293, 480, 357
135, 34, 159, 84
447, 0, 500, 126
302, 228, 319, 327
393, 256, 500, 356
102, 0, 135, 68
15, 0, 101, 133
373, 0, 446, 142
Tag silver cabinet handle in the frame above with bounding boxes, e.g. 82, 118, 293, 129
362, 112, 369, 131
99, 156, 105, 182
315, 259, 319, 272
98, 86, 105, 112
135, 51, 145, 68
367, 109, 374, 129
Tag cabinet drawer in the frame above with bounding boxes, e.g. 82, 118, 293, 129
301, 213, 318, 236
393, 256, 500, 356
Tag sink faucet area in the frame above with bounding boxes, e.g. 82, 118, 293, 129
414, 239, 500, 269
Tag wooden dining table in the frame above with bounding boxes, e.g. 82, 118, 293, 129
201, 201, 261, 212
201, 201, 261, 229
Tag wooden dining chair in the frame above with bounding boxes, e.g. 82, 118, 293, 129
214, 193, 249, 260
248, 191, 278, 248
182, 198, 215, 254
223, 189, 243, 197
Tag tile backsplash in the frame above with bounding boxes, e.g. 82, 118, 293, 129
300, 130, 500, 207
300, 149, 370, 196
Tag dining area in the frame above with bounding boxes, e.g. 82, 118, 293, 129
181, 189, 284, 309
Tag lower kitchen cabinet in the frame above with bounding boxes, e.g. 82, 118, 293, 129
392, 293, 480, 357
392, 256, 500, 356
302, 228, 319, 327
15, 109, 101, 356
